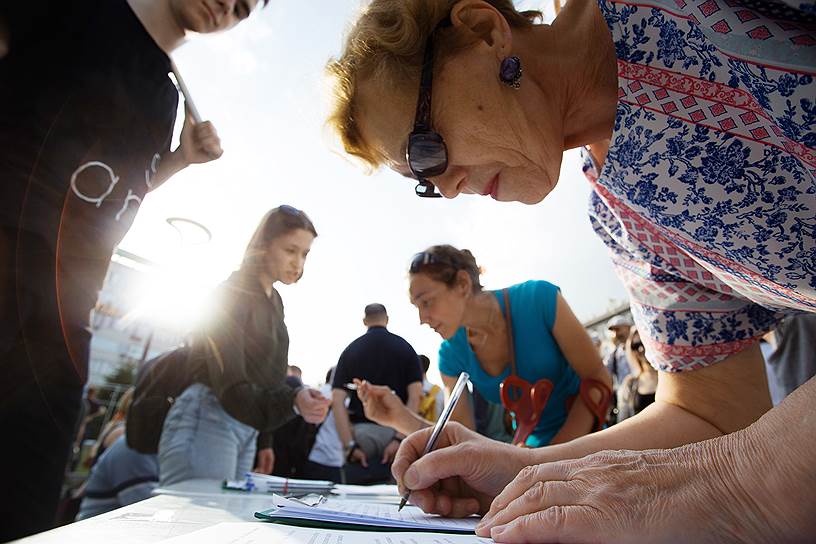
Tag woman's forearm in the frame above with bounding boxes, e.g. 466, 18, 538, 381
736, 375, 816, 538
533, 400, 723, 464
549, 368, 612, 444
392, 407, 431, 436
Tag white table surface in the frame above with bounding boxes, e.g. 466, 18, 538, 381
14, 480, 274, 544
14, 479, 412, 543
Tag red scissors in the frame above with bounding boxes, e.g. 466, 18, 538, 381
566, 378, 613, 432
500, 375, 554, 446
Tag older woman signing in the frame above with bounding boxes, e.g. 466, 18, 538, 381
326, 0, 816, 541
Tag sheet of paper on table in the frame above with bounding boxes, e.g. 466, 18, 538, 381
254, 494, 480, 533
160, 521, 494, 544
332, 483, 399, 496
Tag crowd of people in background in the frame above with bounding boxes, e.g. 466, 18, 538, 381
2, 0, 814, 542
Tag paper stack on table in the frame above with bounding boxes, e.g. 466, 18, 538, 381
330, 483, 401, 504
161, 521, 493, 544
255, 494, 480, 534
224, 472, 334, 495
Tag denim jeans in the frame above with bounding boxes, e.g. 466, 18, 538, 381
158, 383, 258, 486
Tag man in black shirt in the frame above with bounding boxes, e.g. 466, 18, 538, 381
332, 304, 423, 471
0, 0, 264, 539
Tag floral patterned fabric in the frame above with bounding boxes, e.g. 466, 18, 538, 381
585, 0, 816, 371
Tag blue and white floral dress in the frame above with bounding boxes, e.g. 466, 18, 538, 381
586, 0, 815, 371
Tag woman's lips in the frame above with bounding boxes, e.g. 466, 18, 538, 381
482, 174, 500, 200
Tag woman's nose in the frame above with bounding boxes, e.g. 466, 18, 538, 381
430, 169, 465, 199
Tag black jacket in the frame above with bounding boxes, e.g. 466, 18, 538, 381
188, 271, 298, 449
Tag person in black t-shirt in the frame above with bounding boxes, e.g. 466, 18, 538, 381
332, 304, 423, 471
0, 1, 266, 539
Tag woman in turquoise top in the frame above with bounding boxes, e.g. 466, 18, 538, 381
438, 280, 576, 446
411, 245, 610, 447
353, 244, 611, 446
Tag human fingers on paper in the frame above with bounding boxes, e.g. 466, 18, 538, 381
391, 422, 496, 516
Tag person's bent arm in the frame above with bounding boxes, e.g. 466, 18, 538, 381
331, 388, 354, 452
405, 381, 423, 414
152, 108, 223, 190
530, 343, 771, 464
441, 373, 476, 430
548, 293, 612, 444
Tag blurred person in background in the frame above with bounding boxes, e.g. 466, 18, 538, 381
157, 206, 330, 485
87, 388, 135, 468
303, 367, 347, 482
763, 315, 816, 406
332, 303, 422, 483
0, 0, 267, 538
76, 436, 159, 521
603, 315, 632, 390
418, 354, 445, 422
616, 327, 657, 423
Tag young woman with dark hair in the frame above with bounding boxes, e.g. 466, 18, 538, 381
158, 205, 330, 485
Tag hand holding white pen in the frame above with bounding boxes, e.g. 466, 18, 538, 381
391, 375, 537, 518
177, 110, 223, 164
171, 61, 223, 164
394, 372, 470, 511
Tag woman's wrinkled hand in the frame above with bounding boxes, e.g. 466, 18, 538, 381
391, 422, 534, 518
477, 432, 777, 543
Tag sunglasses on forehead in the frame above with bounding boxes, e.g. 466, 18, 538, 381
409, 251, 457, 274
278, 204, 302, 216
406, 17, 452, 199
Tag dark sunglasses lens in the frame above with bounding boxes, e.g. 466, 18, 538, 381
409, 252, 427, 273
407, 132, 447, 178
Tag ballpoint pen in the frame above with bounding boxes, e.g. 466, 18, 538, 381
170, 60, 203, 124
398, 371, 470, 511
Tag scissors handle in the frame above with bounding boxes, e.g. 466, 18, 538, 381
578, 378, 612, 432
500, 376, 554, 446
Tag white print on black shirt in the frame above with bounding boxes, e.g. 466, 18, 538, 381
69, 153, 162, 222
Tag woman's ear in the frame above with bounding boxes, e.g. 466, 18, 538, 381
456, 269, 473, 296
449, 0, 513, 55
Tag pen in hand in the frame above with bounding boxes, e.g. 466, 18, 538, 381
398, 371, 470, 511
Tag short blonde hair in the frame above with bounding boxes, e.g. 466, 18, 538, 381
326, 0, 541, 171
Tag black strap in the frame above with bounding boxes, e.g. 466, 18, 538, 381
502, 289, 517, 376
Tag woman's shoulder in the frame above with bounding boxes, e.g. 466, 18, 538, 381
506, 280, 560, 302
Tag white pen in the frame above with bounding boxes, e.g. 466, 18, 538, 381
170, 60, 202, 124
398, 371, 470, 511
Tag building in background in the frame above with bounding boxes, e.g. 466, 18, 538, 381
87, 251, 185, 386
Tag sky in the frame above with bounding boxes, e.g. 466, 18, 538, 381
119, 0, 628, 386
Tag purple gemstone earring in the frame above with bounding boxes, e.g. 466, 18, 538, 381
499, 55, 522, 89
